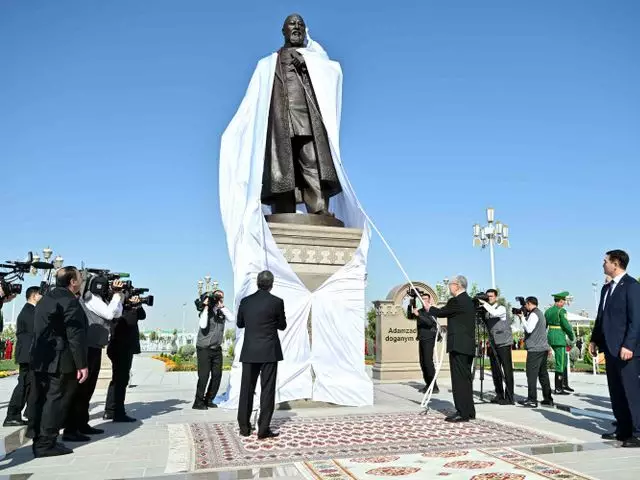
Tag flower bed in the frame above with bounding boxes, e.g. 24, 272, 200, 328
153, 353, 233, 372
0, 370, 18, 378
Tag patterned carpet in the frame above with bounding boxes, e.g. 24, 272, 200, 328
303, 448, 594, 479
167, 411, 560, 472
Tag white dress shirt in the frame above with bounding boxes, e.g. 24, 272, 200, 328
521, 311, 539, 334
199, 305, 233, 329
84, 292, 123, 320
484, 303, 507, 321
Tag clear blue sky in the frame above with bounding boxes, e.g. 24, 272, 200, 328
1, 1, 638, 329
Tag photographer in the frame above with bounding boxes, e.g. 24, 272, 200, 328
423, 275, 476, 423
0, 284, 18, 332
3, 287, 42, 427
104, 296, 145, 422
193, 289, 232, 410
63, 277, 124, 441
516, 297, 553, 408
410, 292, 440, 394
478, 289, 514, 405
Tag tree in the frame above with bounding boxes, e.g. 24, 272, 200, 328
149, 331, 158, 342
366, 306, 376, 341
139, 332, 147, 341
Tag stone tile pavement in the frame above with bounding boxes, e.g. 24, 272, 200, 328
0, 355, 637, 479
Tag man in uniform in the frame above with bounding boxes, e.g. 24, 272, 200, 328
545, 291, 575, 395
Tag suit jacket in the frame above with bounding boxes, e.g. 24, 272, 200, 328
416, 308, 438, 340
109, 306, 146, 354
15, 303, 36, 364
591, 273, 640, 357
31, 287, 88, 374
237, 289, 287, 363
429, 292, 476, 356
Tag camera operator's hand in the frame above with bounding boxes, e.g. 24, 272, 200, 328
77, 367, 89, 384
129, 296, 141, 306
111, 279, 124, 292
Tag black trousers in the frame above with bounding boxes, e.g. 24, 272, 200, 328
418, 337, 437, 387
489, 344, 515, 403
65, 347, 101, 432
195, 346, 223, 401
525, 350, 553, 402
30, 371, 76, 453
449, 352, 475, 419
6, 363, 32, 420
237, 362, 278, 436
105, 346, 134, 416
605, 351, 640, 438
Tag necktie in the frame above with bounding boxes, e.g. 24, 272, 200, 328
603, 281, 614, 310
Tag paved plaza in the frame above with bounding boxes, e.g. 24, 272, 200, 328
1, 355, 638, 479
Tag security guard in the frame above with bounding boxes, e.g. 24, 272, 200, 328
544, 291, 575, 395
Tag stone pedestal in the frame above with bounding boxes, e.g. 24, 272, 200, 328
267, 220, 363, 407
373, 282, 449, 382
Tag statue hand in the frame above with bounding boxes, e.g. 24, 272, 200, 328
291, 51, 306, 71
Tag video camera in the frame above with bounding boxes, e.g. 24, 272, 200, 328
405, 287, 427, 319
195, 290, 223, 312
511, 296, 526, 316
125, 287, 154, 309
1, 252, 54, 299
473, 292, 490, 313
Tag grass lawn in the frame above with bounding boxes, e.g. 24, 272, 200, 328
0, 359, 18, 377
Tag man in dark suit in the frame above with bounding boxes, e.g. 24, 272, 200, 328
104, 299, 145, 421
410, 292, 440, 394
423, 275, 476, 422
3, 287, 42, 427
236, 270, 287, 439
590, 250, 640, 448
29, 267, 89, 457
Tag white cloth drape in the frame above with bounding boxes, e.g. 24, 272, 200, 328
218, 35, 373, 408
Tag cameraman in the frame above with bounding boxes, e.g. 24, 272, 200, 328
63, 278, 124, 441
103, 296, 145, 422
3, 287, 42, 427
478, 289, 514, 405
0, 284, 18, 332
410, 292, 440, 394
193, 290, 232, 410
516, 297, 553, 408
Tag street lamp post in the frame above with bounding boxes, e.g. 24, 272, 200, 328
591, 282, 599, 317
473, 208, 510, 290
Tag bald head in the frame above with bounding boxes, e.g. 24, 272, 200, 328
56, 266, 81, 294
282, 13, 306, 47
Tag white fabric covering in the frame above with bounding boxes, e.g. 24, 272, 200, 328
218, 34, 373, 408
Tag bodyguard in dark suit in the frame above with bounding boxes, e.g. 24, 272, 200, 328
590, 250, 640, 447
425, 275, 476, 422
3, 287, 42, 427
29, 267, 89, 457
410, 292, 440, 394
236, 270, 287, 439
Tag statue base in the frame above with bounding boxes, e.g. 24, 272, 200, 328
265, 213, 344, 228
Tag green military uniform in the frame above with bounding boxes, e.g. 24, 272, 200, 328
544, 291, 575, 394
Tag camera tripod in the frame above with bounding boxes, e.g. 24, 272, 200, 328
471, 311, 500, 403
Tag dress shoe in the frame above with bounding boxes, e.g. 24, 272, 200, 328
432, 386, 440, 394
601, 431, 628, 441
3, 417, 27, 427
518, 399, 538, 408
554, 389, 570, 395
444, 412, 461, 421
418, 386, 427, 393
257, 429, 280, 440
490, 396, 504, 404
444, 414, 469, 423
78, 425, 104, 435
540, 399, 554, 407
103, 411, 115, 420
563, 385, 575, 393
112, 414, 136, 423
621, 437, 640, 448
33, 443, 74, 458
62, 431, 91, 442
192, 401, 208, 410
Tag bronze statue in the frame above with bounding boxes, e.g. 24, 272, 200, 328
261, 14, 342, 216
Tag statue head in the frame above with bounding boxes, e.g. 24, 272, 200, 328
282, 13, 306, 48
